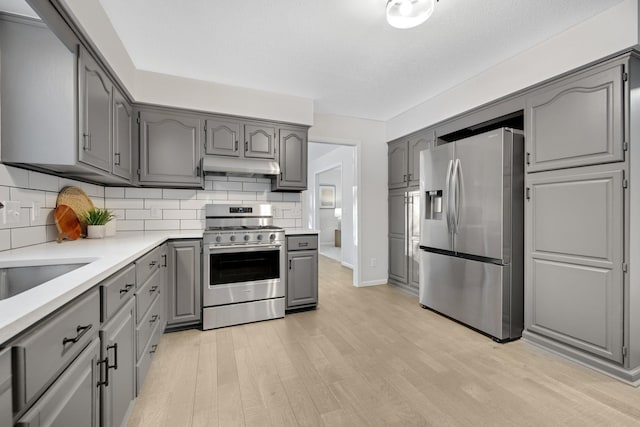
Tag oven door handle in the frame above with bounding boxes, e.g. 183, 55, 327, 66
206, 244, 282, 253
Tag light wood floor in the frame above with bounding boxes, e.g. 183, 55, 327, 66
127, 256, 640, 427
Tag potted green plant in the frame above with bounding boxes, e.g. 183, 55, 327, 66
82, 208, 114, 239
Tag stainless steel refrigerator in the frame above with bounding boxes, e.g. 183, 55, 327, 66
419, 127, 524, 342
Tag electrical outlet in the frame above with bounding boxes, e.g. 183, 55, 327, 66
370, 258, 377, 267
1, 201, 21, 225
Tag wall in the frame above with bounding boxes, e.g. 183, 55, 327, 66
309, 113, 387, 286
317, 167, 341, 244
386, 0, 640, 140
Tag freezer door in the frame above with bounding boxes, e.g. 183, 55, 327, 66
453, 129, 514, 261
419, 143, 454, 251
419, 251, 522, 341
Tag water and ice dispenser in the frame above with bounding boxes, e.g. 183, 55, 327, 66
424, 190, 443, 220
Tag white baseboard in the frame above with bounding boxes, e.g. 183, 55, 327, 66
356, 279, 387, 287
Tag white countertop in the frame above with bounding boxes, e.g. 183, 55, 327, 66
284, 228, 319, 235
0, 230, 201, 344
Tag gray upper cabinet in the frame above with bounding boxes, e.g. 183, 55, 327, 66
166, 240, 202, 328
274, 127, 308, 191
112, 87, 133, 180
78, 45, 112, 173
389, 130, 433, 189
205, 118, 242, 157
525, 163, 624, 363
525, 61, 626, 172
245, 124, 276, 159
138, 109, 204, 187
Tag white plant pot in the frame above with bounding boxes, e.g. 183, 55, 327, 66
86, 225, 105, 239
105, 219, 116, 237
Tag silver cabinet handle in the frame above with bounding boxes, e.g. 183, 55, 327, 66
114, 152, 121, 166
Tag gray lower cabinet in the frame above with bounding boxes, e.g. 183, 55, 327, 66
100, 299, 135, 427
525, 59, 626, 172
286, 235, 318, 310
166, 240, 202, 328
273, 127, 308, 191
16, 338, 100, 427
525, 163, 624, 362
0, 348, 11, 427
137, 109, 204, 187
388, 189, 420, 293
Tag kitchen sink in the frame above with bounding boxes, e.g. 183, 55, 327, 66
0, 263, 89, 300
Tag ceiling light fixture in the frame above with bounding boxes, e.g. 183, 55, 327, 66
386, 0, 437, 29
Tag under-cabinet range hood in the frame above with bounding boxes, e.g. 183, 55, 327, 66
202, 156, 280, 177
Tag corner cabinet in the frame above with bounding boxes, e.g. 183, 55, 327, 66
166, 240, 202, 328
273, 127, 308, 191
137, 108, 204, 188
388, 130, 433, 189
286, 235, 318, 310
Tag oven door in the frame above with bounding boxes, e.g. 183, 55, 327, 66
203, 244, 285, 306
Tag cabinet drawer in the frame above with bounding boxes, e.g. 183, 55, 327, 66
135, 246, 163, 287
1, 348, 11, 427
135, 266, 161, 324
287, 235, 318, 251
136, 293, 163, 361
136, 320, 161, 395
12, 289, 100, 412
101, 264, 136, 322
16, 338, 100, 427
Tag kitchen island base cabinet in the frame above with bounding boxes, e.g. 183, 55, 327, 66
166, 240, 202, 329
16, 338, 100, 427
286, 235, 318, 310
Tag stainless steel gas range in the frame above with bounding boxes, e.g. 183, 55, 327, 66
202, 204, 285, 330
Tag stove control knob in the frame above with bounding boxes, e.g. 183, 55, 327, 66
215, 235, 222, 243
257, 234, 263, 241
244, 234, 250, 241
229, 235, 236, 242
269, 233, 276, 241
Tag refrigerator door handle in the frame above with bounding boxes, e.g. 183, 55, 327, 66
445, 159, 454, 233
452, 158, 462, 233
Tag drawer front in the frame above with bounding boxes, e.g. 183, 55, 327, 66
136, 321, 160, 395
0, 348, 11, 427
135, 246, 163, 288
135, 267, 162, 324
287, 235, 318, 251
135, 293, 163, 361
101, 264, 136, 322
13, 289, 100, 412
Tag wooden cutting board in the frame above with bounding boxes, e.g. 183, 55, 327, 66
56, 186, 95, 235
54, 204, 82, 242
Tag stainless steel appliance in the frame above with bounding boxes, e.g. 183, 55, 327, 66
202, 204, 285, 330
419, 127, 524, 342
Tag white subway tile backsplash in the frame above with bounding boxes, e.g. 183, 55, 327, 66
111, 209, 126, 220
45, 192, 58, 208
117, 220, 144, 231
163, 189, 197, 199
10, 188, 46, 208
265, 192, 284, 202
196, 190, 227, 200
0, 165, 29, 188
180, 199, 209, 210
212, 181, 243, 191
105, 187, 125, 198
11, 226, 47, 248
30, 208, 54, 227
106, 199, 144, 209
29, 171, 59, 192
0, 186, 10, 203
273, 219, 297, 228
145, 220, 179, 231
180, 219, 205, 230
283, 193, 301, 202
228, 191, 256, 201
207, 175, 228, 181
228, 176, 256, 182
0, 230, 10, 251
145, 199, 180, 209
59, 179, 103, 199
243, 182, 271, 192
256, 178, 271, 183
45, 224, 59, 242
163, 210, 196, 220
126, 188, 162, 199
126, 209, 152, 220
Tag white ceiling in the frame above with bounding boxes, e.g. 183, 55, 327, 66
26, 0, 630, 121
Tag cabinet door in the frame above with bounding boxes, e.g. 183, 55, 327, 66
100, 299, 135, 427
407, 192, 421, 290
17, 338, 100, 427
167, 240, 202, 326
138, 110, 203, 187
245, 124, 276, 159
205, 118, 242, 157
388, 140, 408, 189
78, 46, 112, 172
388, 190, 407, 283
112, 87, 132, 181
0, 349, 11, 427
525, 62, 625, 172
286, 250, 318, 308
525, 164, 624, 362
274, 128, 307, 190
408, 132, 432, 186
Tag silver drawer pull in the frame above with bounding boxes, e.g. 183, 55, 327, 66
298, 242, 309, 247
119, 283, 134, 295
62, 324, 92, 346
150, 314, 159, 323
149, 285, 158, 294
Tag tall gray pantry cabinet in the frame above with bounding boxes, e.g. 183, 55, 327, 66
523, 54, 639, 381
387, 130, 433, 293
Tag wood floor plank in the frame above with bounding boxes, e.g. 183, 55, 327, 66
128, 255, 640, 427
